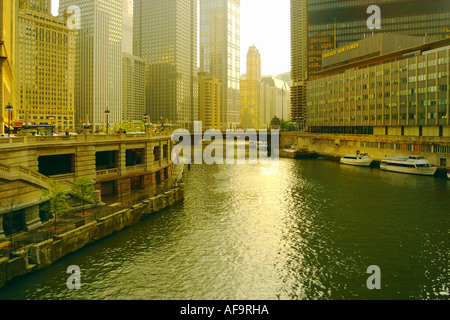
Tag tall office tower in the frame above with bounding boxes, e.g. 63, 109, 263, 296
134, 0, 198, 131
291, 0, 450, 128
261, 76, 291, 124
59, 0, 123, 129
122, 0, 133, 55
122, 53, 145, 122
198, 72, 222, 130
200, 0, 241, 130
290, 0, 308, 128
0, 0, 17, 134
246, 46, 261, 82
240, 46, 261, 129
15, 0, 75, 132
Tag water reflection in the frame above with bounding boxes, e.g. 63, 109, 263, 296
0, 159, 448, 300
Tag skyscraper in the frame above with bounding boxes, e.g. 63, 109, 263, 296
59, 0, 123, 128
122, 0, 133, 55
0, 0, 17, 134
16, 0, 76, 131
134, 0, 198, 131
240, 46, 261, 129
122, 53, 145, 122
198, 72, 222, 130
291, 0, 450, 129
200, 0, 241, 130
290, 0, 308, 128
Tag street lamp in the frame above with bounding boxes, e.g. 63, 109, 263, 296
5, 103, 13, 137
105, 109, 111, 134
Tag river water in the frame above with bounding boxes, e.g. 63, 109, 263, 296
0, 158, 448, 300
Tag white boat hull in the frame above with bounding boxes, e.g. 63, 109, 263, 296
340, 159, 373, 167
380, 164, 437, 176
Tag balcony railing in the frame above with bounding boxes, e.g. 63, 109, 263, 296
96, 168, 119, 177
126, 165, 145, 173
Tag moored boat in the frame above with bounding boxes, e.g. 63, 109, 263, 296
447, 171, 450, 180
340, 153, 373, 167
380, 156, 437, 176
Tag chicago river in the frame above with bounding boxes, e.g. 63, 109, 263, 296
0, 158, 448, 300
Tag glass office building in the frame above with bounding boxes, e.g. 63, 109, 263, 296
200, 0, 241, 130
134, 0, 198, 130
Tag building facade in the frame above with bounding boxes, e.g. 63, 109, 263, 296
290, 0, 308, 127
122, 53, 145, 122
16, 0, 75, 132
59, 0, 123, 129
122, 0, 133, 55
198, 72, 222, 130
307, 36, 450, 140
240, 46, 261, 130
291, 0, 450, 129
200, 0, 241, 130
134, 0, 198, 131
261, 76, 291, 128
0, 0, 17, 135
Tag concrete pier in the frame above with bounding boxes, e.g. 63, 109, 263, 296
280, 132, 450, 172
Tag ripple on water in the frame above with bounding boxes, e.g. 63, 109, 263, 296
0, 160, 448, 300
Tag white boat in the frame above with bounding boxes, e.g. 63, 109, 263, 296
447, 172, 450, 180
340, 153, 373, 167
380, 156, 437, 176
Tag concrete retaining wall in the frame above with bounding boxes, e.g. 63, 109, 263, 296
0, 186, 185, 289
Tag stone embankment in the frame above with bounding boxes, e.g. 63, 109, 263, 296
0, 186, 185, 289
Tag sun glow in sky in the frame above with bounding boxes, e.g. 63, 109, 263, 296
51, 0, 291, 77
240, 0, 291, 77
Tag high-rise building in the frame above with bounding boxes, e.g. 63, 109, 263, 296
122, 0, 133, 55
291, 0, 450, 129
122, 53, 146, 122
307, 34, 450, 137
200, 0, 241, 130
15, 0, 76, 132
246, 45, 261, 82
290, 0, 308, 128
134, 0, 198, 131
59, 0, 123, 129
199, 72, 222, 130
240, 46, 261, 129
0, 0, 17, 134
261, 76, 291, 126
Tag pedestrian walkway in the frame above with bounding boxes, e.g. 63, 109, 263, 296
0, 190, 159, 258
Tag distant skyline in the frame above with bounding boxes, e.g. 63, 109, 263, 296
51, 0, 292, 77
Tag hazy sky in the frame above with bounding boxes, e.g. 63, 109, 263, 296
240, 0, 291, 77
51, 0, 292, 77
